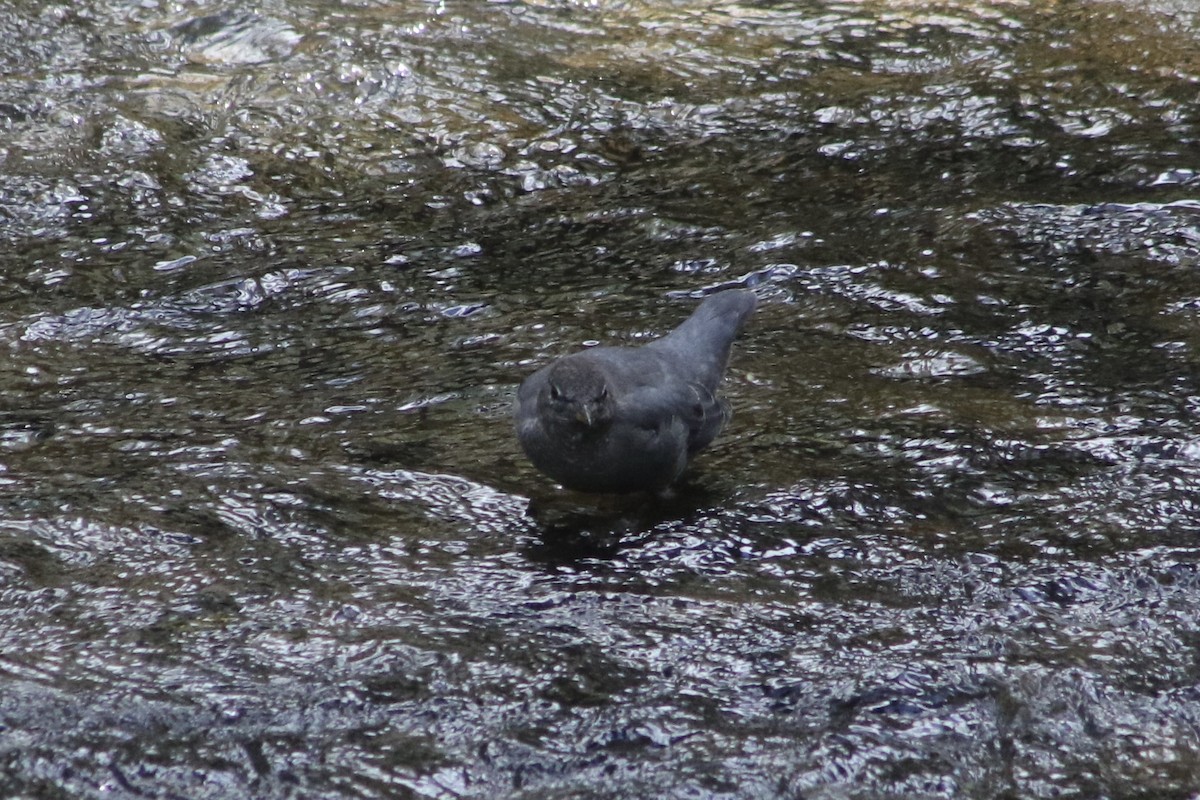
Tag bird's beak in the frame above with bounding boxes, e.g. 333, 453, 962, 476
575, 406, 594, 427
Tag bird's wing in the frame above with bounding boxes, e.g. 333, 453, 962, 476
614, 378, 727, 452
682, 380, 730, 455
580, 347, 729, 452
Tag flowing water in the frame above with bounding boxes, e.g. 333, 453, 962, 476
3, 1, 1200, 797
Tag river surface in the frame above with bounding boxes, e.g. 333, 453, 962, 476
3, 1, 1200, 798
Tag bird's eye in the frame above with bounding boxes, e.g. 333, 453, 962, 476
549, 384, 563, 401
598, 387, 609, 401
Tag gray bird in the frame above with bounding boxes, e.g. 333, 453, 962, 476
515, 289, 757, 493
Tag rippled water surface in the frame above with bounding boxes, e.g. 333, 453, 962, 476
4, 0, 1200, 797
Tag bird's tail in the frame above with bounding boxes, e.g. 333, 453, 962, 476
649, 289, 757, 388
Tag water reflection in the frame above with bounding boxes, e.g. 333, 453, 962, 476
3, 0, 1200, 796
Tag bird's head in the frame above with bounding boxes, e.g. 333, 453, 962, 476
541, 359, 614, 431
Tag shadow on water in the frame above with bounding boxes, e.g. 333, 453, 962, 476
523, 482, 726, 565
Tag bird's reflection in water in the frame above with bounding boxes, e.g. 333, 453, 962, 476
522, 480, 718, 565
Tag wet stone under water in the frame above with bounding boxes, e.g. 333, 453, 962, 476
3, 0, 1200, 798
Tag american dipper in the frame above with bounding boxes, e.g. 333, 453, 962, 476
515, 289, 756, 493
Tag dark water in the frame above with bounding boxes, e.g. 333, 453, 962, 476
3, 0, 1200, 797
